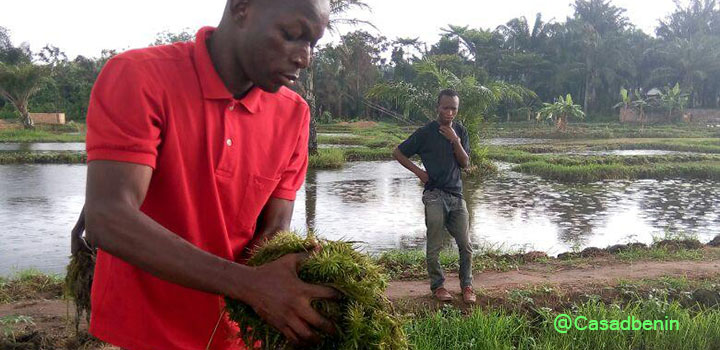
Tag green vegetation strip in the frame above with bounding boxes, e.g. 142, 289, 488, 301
406, 299, 720, 350
309, 147, 393, 169
488, 147, 720, 181
0, 151, 86, 164
514, 161, 720, 182
0, 270, 63, 304
0, 128, 85, 143
376, 238, 720, 280
489, 122, 720, 140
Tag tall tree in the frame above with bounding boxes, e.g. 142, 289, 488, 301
570, 0, 630, 114
0, 63, 48, 128
301, 0, 372, 155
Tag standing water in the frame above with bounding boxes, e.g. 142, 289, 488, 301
1, 161, 718, 276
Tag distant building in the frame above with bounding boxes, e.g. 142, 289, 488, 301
30, 113, 66, 125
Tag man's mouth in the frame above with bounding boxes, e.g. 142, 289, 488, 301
279, 73, 299, 86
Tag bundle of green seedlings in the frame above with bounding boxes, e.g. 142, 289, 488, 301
64, 210, 95, 333
225, 231, 408, 350
65, 246, 95, 332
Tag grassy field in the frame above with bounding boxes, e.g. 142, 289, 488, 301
0, 151, 86, 165
376, 237, 720, 280
406, 299, 720, 350
488, 143, 720, 182
487, 122, 720, 139
0, 122, 85, 143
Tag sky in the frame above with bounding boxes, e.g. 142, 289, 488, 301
1, 0, 679, 60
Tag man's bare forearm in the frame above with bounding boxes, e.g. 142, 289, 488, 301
393, 148, 425, 177
451, 140, 470, 168
86, 203, 257, 302
245, 198, 295, 257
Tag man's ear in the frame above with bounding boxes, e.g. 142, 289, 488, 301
227, 0, 251, 26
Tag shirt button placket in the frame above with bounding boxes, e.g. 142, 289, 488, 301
226, 103, 235, 148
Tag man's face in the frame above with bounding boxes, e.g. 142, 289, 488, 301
437, 95, 460, 124
234, 0, 330, 93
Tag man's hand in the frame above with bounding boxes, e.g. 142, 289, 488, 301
438, 125, 460, 144
244, 253, 339, 346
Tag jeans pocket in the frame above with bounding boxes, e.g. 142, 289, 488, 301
422, 190, 442, 205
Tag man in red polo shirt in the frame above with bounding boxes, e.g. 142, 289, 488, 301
82, 0, 336, 349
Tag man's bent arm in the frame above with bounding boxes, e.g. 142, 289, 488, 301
86, 160, 250, 298
451, 139, 470, 168
85, 160, 337, 344
392, 147, 427, 181
245, 198, 295, 257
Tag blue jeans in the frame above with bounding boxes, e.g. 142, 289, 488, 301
422, 189, 473, 291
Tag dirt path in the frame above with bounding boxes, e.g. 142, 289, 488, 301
386, 259, 720, 299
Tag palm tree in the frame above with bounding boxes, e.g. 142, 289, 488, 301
539, 94, 586, 131
0, 63, 47, 128
302, 0, 372, 155
570, 0, 629, 114
367, 58, 535, 162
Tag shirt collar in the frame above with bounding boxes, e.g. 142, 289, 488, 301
193, 27, 232, 100
193, 26, 264, 114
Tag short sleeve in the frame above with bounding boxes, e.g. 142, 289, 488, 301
397, 128, 423, 158
271, 105, 310, 201
86, 57, 164, 168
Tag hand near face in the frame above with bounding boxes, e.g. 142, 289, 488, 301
438, 125, 460, 144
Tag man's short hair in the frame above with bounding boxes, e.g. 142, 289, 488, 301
437, 89, 459, 105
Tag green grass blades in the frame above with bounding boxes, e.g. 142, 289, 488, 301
225, 232, 408, 350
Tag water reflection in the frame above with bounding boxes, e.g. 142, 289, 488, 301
0, 164, 85, 276
1, 161, 719, 275
0, 143, 85, 152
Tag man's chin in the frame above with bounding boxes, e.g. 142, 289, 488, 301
253, 80, 283, 93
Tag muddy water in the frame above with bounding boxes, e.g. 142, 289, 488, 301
1, 160, 719, 276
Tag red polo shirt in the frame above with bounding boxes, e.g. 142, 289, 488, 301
86, 27, 309, 350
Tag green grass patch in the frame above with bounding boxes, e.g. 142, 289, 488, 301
407, 299, 720, 350
488, 146, 720, 181
513, 160, 720, 182
317, 123, 409, 149
309, 148, 346, 169
344, 147, 393, 161
585, 138, 720, 154
0, 125, 85, 143
376, 248, 532, 280
488, 122, 720, 140
317, 134, 367, 146
0, 269, 64, 304
615, 247, 706, 262
0, 151, 87, 164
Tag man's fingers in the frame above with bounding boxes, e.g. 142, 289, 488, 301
306, 284, 341, 300
287, 316, 320, 344
281, 326, 301, 345
302, 304, 338, 336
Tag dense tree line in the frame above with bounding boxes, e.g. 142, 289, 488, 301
2, 0, 720, 126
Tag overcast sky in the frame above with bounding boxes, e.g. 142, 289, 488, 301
1, 0, 679, 59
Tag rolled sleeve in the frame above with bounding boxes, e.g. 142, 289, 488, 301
271, 105, 310, 201
86, 57, 164, 168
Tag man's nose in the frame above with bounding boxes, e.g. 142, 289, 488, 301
291, 44, 312, 69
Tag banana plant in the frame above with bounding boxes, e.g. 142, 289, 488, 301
538, 94, 585, 131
